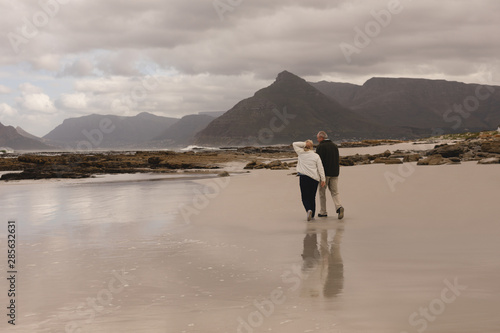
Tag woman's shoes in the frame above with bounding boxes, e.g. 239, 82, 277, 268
307, 210, 313, 221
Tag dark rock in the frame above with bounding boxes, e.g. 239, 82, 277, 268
162, 162, 182, 169
1, 167, 91, 181
349, 154, 371, 163
266, 160, 283, 168
481, 141, 500, 154
148, 157, 162, 164
237, 146, 293, 154
417, 155, 451, 165
478, 157, 500, 164
461, 151, 480, 161
218, 171, 230, 177
403, 154, 421, 162
428, 144, 465, 158
384, 159, 403, 164
266, 160, 289, 170
245, 159, 288, 170
373, 157, 402, 164
476, 152, 491, 158
372, 150, 392, 159
340, 158, 355, 166
244, 161, 258, 169
18, 155, 46, 164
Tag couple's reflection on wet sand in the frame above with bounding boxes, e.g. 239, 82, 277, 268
300, 224, 344, 298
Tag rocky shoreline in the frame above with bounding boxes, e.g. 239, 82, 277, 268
243, 132, 500, 169
0, 148, 296, 181
1, 134, 499, 181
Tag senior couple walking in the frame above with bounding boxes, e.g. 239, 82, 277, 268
293, 131, 344, 222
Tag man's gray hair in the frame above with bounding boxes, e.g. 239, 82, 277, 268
317, 131, 328, 139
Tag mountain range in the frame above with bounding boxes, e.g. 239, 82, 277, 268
311, 77, 500, 132
2, 71, 499, 150
154, 114, 217, 145
0, 123, 52, 150
194, 71, 416, 145
42, 112, 179, 149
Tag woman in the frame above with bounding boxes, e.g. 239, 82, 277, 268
293, 140, 326, 221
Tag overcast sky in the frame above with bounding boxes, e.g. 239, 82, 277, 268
1, 0, 499, 136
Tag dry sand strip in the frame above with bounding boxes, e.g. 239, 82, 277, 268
164, 163, 500, 333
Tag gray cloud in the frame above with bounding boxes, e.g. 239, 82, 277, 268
59, 58, 95, 77
2, 0, 499, 79
0, 0, 499, 135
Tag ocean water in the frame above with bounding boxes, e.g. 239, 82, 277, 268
1, 173, 212, 236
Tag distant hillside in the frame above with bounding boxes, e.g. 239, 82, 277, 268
0, 123, 52, 150
44, 112, 178, 149
194, 71, 412, 146
309, 81, 360, 106
311, 78, 500, 133
155, 114, 216, 145
198, 111, 226, 117
16, 126, 43, 141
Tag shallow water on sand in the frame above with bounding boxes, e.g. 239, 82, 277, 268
0, 174, 216, 332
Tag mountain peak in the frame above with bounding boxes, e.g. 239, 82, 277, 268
275, 70, 303, 82
0, 123, 51, 150
264, 70, 315, 94
136, 111, 155, 118
15, 126, 41, 140
195, 71, 388, 145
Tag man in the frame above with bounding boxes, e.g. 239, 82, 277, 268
316, 131, 344, 219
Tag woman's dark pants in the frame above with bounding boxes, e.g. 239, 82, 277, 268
299, 175, 319, 217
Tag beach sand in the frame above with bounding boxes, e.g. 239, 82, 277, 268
162, 162, 500, 333
1, 160, 499, 332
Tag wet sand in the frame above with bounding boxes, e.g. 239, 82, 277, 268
1, 161, 499, 332
168, 163, 500, 333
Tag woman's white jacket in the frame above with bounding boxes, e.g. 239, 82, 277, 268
293, 142, 326, 182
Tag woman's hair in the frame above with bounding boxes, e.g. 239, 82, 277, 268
304, 139, 313, 151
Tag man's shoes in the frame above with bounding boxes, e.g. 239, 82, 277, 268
318, 214, 328, 217
307, 210, 313, 221
337, 207, 344, 220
